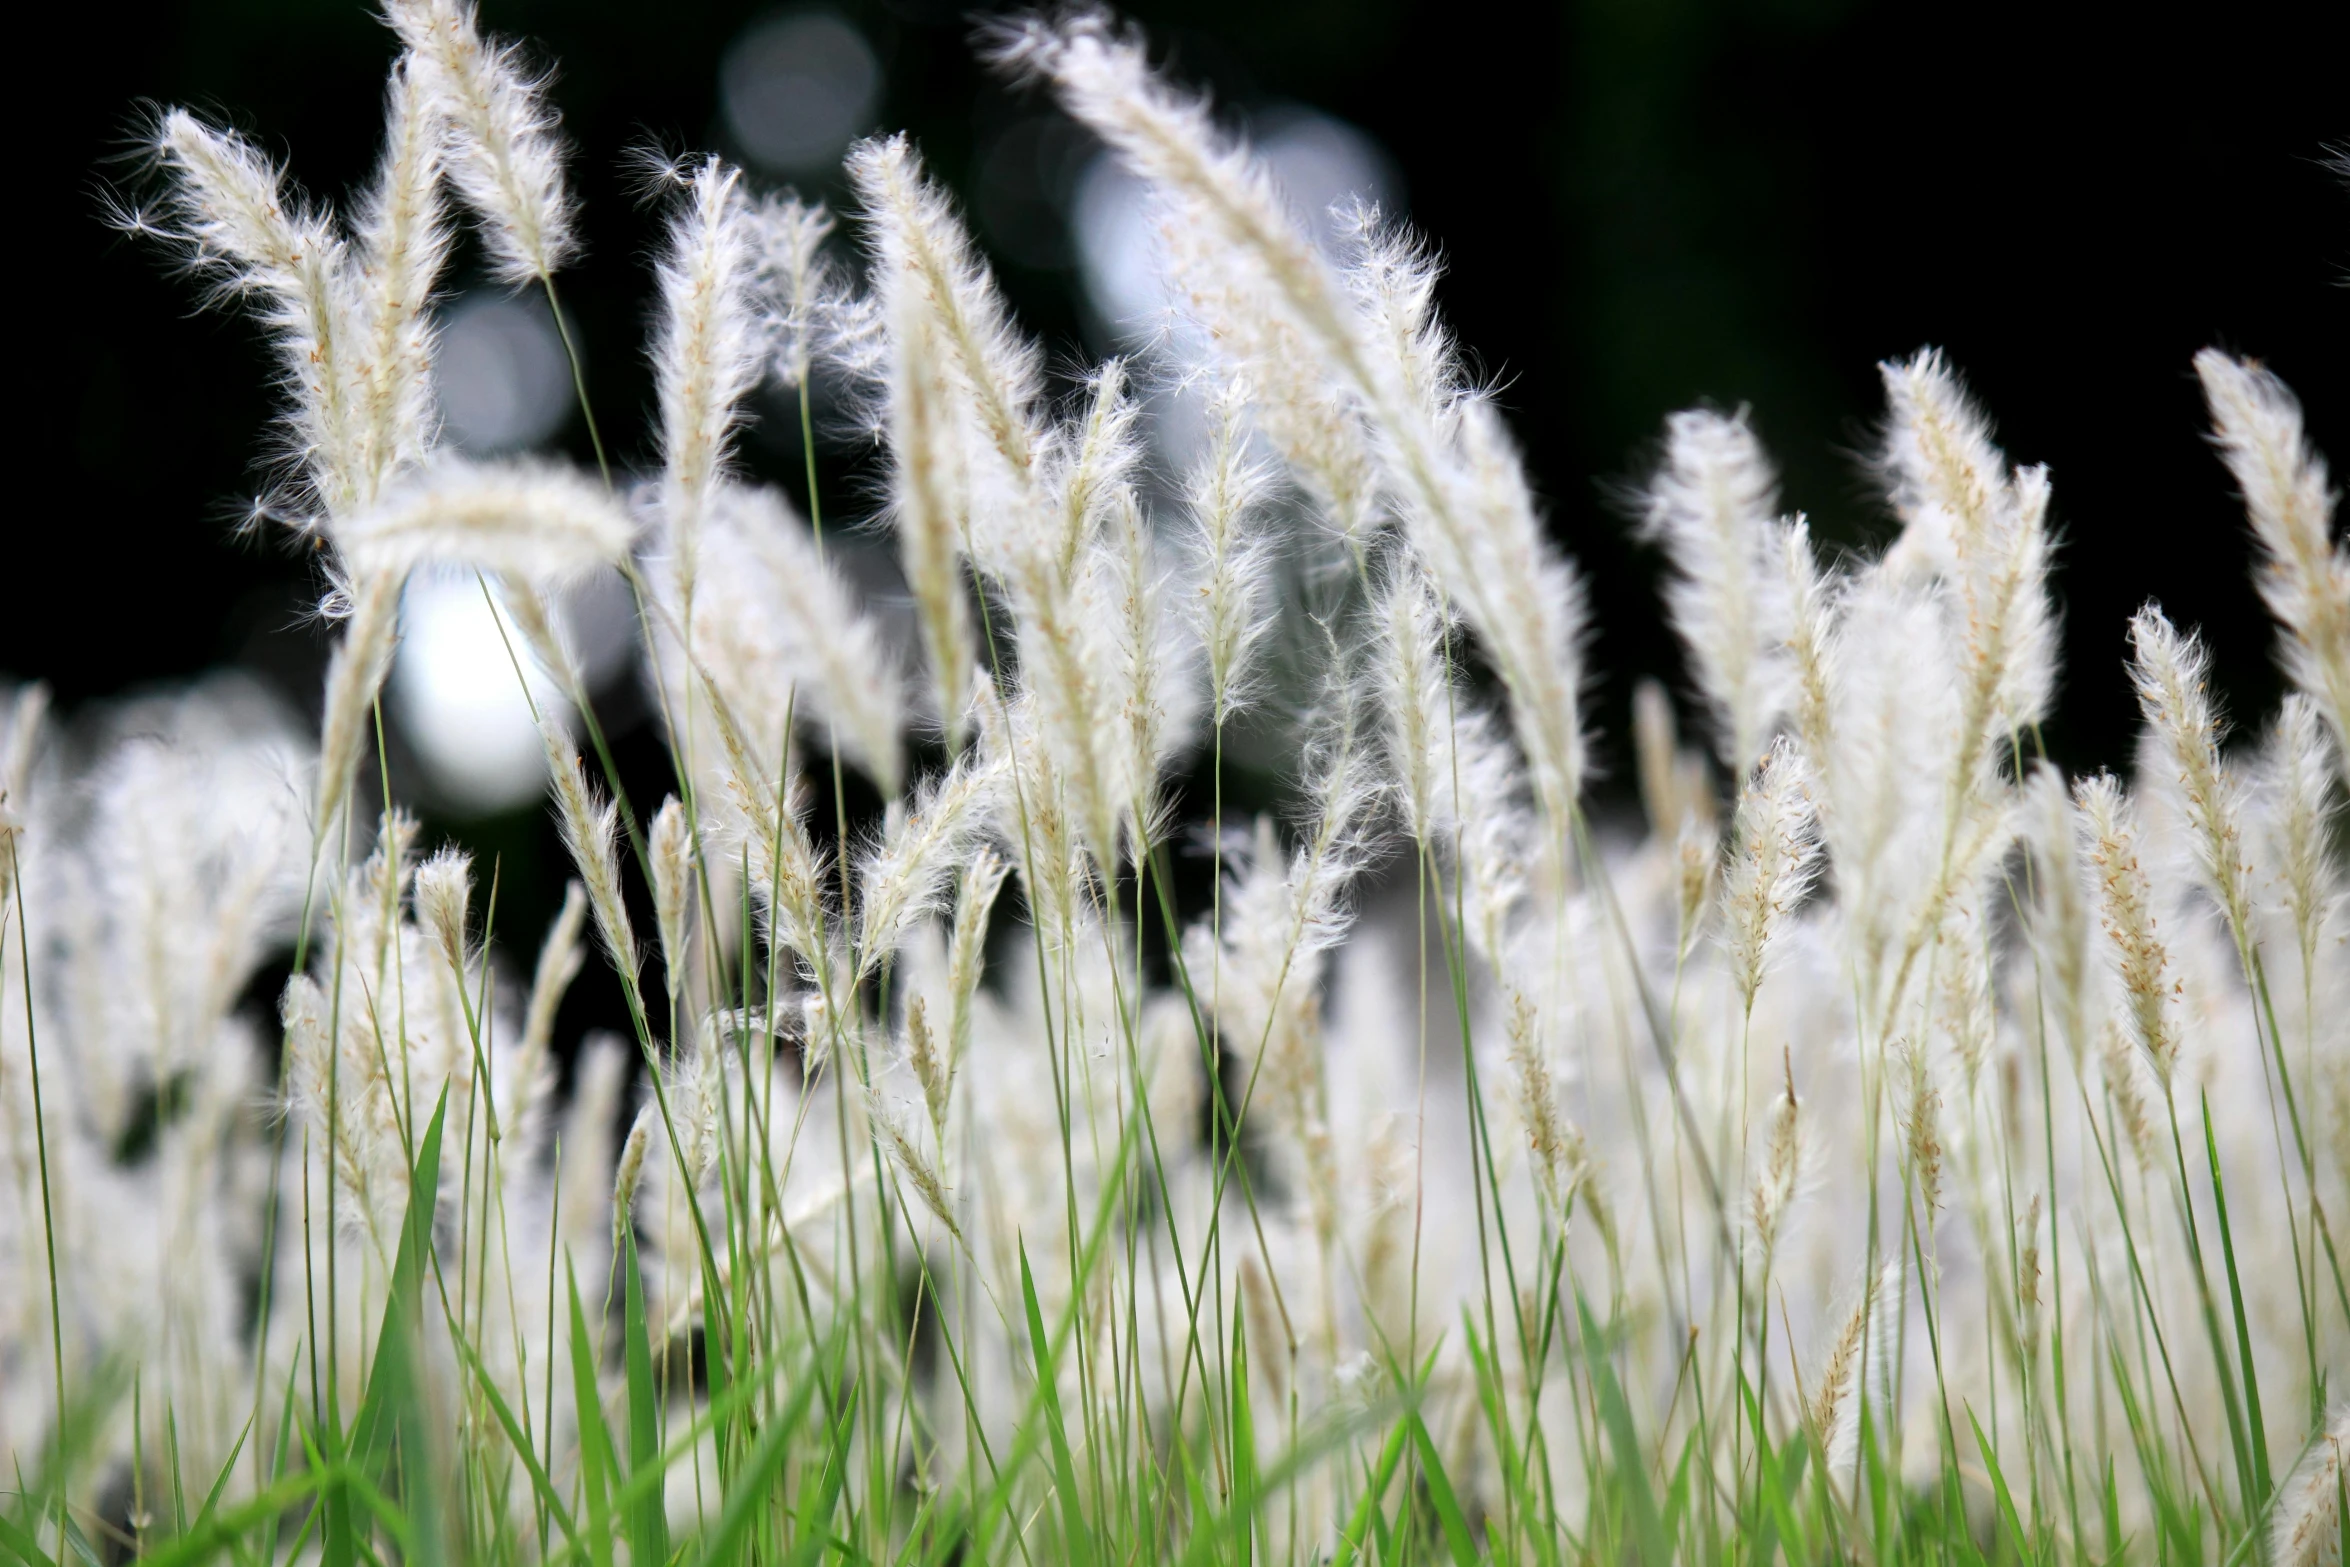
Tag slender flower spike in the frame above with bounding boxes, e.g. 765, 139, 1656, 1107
2196, 349, 2350, 781
650, 797, 694, 1004
385, 0, 577, 284
749, 192, 840, 392
1643, 407, 1793, 771
2075, 774, 2180, 1086
653, 156, 763, 605
1721, 736, 1820, 1012
147, 110, 366, 524
1188, 379, 1280, 727
2271, 1404, 2350, 1567
314, 575, 403, 846
351, 55, 450, 498
2128, 604, 2250, 933
543, 719, 638, 987
413, 846, 474, 977
1748, 1056, 1802, 1262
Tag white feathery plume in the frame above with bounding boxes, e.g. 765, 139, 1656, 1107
1102, 489, 1199, 847
1010, 21, 1589, 830
848, 132, 1046, 515
337, 457, 635, 581
412, 846, 473, 977
650, 797, 694, 1005
653, 156, 763, 605
747, 192, 841, 392
1720, 736, 1820, 1013
699, 670, 833, 980
1422, 391, 1590, 844
995, 16, 1360, 401
1057, 360, 1144, 572
148, 109, 366, 524
1349, 226, 1589, 841
1642, 407, 1794, 771
2021, 763, 2093, 1063
1748, 1057, 1803, 1264
542, 719, 637, 988
1878, 350, 2057, 794
1188, 379, 1281, 727
351, 55, 449, 497
2074, 774, 2180, 1088
1781, 515, 1839, 769
2261, 695, 2337, 971
612, 1102, 655, 1252
945, 848, 1007, 1065
314, 575, 403, 846
385, 0, 577, 284
1372, 561, 1457, 849
2197, 349, 2350, 776
2128, 605, 2250, 934
2271, 1404, 2350, 1567
1006, 528, 1127, 875
516, 881, 588, 1097
880, 300, 978, 743
672, 483, 906, 796
0, 685, 47, 910
855, 752, 1003, 976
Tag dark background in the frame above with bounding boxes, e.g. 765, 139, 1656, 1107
26, 0, 2350, 1030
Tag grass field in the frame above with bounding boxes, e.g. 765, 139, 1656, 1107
4, 5, 2347, 1563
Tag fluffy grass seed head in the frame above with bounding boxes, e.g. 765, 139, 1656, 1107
1643, 406, 1794, 771
2075, 773, 2180, 1088
352, 54, 450, 495
147, 109, 366, 525
1748, 1053, 1803, 1263
543, 718, 637, 987
653, 156, 763, 603
1721, 735, 1820, 1012
338, 457, 636, 582
2272, 1404, 2350, 1567
314, 574, 403, 847
2129, 603, 2250, 933
650, 796, 694, 1004
1189, 379, 1281, 727
2196, 349, 2350, 774
413, 845, 473, 977
385, 0, 577, 284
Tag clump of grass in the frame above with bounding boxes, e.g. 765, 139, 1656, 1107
6, 7, 2348, 1564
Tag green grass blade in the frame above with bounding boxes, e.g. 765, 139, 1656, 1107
566, 1265, 616, 1567
1966, 1405, 2033, 1563
0, 1505, 57, 1567
449, 1330, 580, 1546
1575, 1294, 1669, 1567
621, 1227, 669, 1567
1406, 1413, 1479, 1567
2203, 1092, 2273, 1506
1022, 1241, 1097, 1567
696, 1334, 838, 1567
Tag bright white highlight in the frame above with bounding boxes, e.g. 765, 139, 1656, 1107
434, 291, 572, 451
390, 567, 568, 815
